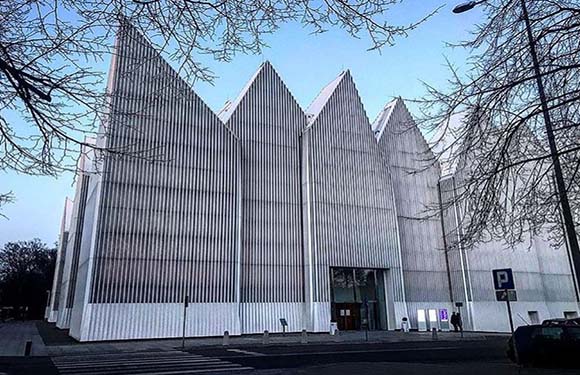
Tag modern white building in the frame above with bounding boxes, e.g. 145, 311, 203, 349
47, 23, 580, 341
46, 197, 73, 323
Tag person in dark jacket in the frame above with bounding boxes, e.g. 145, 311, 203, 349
451, 312, 459, 332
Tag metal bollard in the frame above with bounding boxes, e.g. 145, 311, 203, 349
223, 330, 230, 346
431, 328, 438, 341
24, 341, 32, 356
301, 329, 308, 344
262, 330, 270, 345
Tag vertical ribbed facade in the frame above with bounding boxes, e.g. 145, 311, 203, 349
221, 62, 305, 333
303, 72, 406, 331
69, 153, 101, 340
47, 22, 578, 341
71, 23, 241, 340
440, 172, 579, 331
438, 174, 474, 329
46, 198, 73, 322
373, 98, 453, 328
56, 170, 90, 329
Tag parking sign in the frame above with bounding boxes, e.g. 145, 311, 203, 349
492, 268, 516, 334
492, 268, 514, 290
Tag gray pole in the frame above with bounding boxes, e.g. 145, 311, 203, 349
505, 290, 515, 334
438, 181, 455, 303
458, 305, 463, 338
182, 295, 188, 349
519, 0, 580, 300
365, 301, 369, 342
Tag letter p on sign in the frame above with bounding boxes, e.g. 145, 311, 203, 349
492, 268, 515, 290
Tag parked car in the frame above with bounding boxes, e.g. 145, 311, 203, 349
541, 318, 580, 326
507, 320, 580, 367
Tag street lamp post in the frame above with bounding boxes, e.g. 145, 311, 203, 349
453, 0, 580, 301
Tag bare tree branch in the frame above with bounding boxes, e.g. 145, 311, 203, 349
417, 0, 580, 249
1, 1, 438, 176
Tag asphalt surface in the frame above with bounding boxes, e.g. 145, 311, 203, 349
2, 336, 578, 374
186, 337, 509, 369
0, 357, 58, 375
35, 322, 77, 346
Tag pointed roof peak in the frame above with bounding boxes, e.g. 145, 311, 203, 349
218, 61, 297, 123
372, 97, 410, 140
306, 70, 350, 125
218, 63, 266, 122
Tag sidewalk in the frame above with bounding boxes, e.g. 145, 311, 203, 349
38, 322, 507, 357
0, 321, 48, 356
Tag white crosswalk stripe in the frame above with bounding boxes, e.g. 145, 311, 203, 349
51, 350, 253, 375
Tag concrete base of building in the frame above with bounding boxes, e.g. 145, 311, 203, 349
240, 302, 304, 334
72, 303, 241, 341
470, 301, 580, 332
47, 311, 58, 323
56, 308, 72, 330
66, 300, 409, 342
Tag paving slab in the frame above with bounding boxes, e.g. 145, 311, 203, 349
0, 321, 47, 356
34, 321, 507, 357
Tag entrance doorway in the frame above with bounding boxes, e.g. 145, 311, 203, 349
330, 268, 387, 331
334, 302, 361, 330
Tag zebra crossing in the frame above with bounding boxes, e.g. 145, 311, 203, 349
51, 350, 253, 374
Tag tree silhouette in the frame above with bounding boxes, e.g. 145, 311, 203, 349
0, 239, 56, 320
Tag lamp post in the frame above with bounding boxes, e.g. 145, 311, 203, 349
453, 0, 580, 301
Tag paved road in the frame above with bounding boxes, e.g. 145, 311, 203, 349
186, 338, 578, 375
1, 325, 578, 375
2, 340, 579, 375
49, 350, 252, 375
189, 338, 507, 369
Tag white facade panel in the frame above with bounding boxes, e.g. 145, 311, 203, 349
240, 303, 304, 334
47, 198, 73, 323
80, 303, 239, 341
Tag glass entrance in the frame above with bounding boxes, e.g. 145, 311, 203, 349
330, 268, 387, 330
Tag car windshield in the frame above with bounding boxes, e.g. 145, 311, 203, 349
533, 327, 564, 340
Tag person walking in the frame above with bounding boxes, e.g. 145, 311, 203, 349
457, 312, 463, 333
450, 312, 459, 332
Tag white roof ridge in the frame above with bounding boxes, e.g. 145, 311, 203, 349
373, 97, 440, 168
218, 61, 269, 123
306, 70, 348, 125
372, 97, 401, 141
216, 99, 232, 119
116, 20, 235, 140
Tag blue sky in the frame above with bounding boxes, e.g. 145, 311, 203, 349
0, 1, 483, 247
